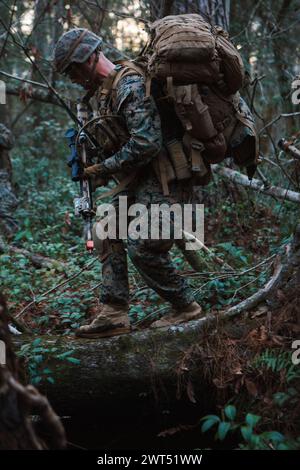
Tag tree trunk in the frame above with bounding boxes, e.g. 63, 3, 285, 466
149, 0, 230, 30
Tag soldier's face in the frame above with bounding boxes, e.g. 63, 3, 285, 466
65, 55, 99, 90
65, 62, 91, 89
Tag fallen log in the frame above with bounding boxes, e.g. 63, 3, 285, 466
0, 241, 68, 270
13, 298, 265, 418
212, 165, 300, 203
13, 318, 220, 416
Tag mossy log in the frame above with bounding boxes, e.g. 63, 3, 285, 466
13, 317, 222, 416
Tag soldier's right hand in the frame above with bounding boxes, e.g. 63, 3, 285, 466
83, 163, 106, 177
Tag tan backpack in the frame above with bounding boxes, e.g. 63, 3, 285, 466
142, 14, 257, 192
146, 14, 245, 95
95, 14, 258, 195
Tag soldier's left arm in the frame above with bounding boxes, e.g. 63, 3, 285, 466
100, 75, 163, 174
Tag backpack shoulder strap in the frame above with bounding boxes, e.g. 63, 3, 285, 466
99, 62, 146, 103
111, 61, 147, 100
98, 61, 151, 112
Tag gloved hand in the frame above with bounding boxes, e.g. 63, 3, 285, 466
83, 162, 107, 178
83, 163, 109, 191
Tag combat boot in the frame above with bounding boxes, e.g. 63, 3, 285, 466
150, 301, 203, 329
76, 303, 131, 338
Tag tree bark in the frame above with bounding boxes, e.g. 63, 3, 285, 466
149, 0, 230, 30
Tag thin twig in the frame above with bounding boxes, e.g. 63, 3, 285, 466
259, 112, 300, 135
0, 70, 49, 89
84, 0, 150, 24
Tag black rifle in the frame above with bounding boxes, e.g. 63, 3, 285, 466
65, 100, 122, 252
65, 100, 96, 252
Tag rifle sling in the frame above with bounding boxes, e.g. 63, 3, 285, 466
96, 171, 138, 201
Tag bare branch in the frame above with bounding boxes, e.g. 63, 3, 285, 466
212, 165, 300, 204
5, 82, 63, 107
259, 112, 300, 135
83, 0, 150, 23
225, 255, 283, 317
0, 17, 83, 125
0, 70, 49, 89
0, 239, 68, 269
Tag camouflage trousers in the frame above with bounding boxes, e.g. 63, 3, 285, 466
94, 169, 195, 308
0, 170, 18, 239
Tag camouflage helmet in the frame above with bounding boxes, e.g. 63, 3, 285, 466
0, 123, 14, 150
53, 28, 102, 74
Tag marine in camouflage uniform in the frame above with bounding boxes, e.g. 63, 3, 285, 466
0, 124, 18, 241
53, 28, 255, 337
92, 70, 196, 310
54, 30, 199, 336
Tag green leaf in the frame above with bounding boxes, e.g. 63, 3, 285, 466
201, 414, 221, 422
250, 434, 262, 449
245, 413, 261, 428
56, 350, 74, 360
273, 392, 289, 406
33, 354, 44, 363
32, 376, 42, 385
32, 347, 48, 353
277, 443, 289, 450
241, 426, 253, 442
201, 416, 220, 433
224, 405, 236, 421
217, 422, 231, 441
263, 431, 285, 443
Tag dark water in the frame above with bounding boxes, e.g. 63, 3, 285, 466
61, 404, 232, 450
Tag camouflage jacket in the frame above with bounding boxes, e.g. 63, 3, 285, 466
94, 67, 162, 176
91, 66, 257, 181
